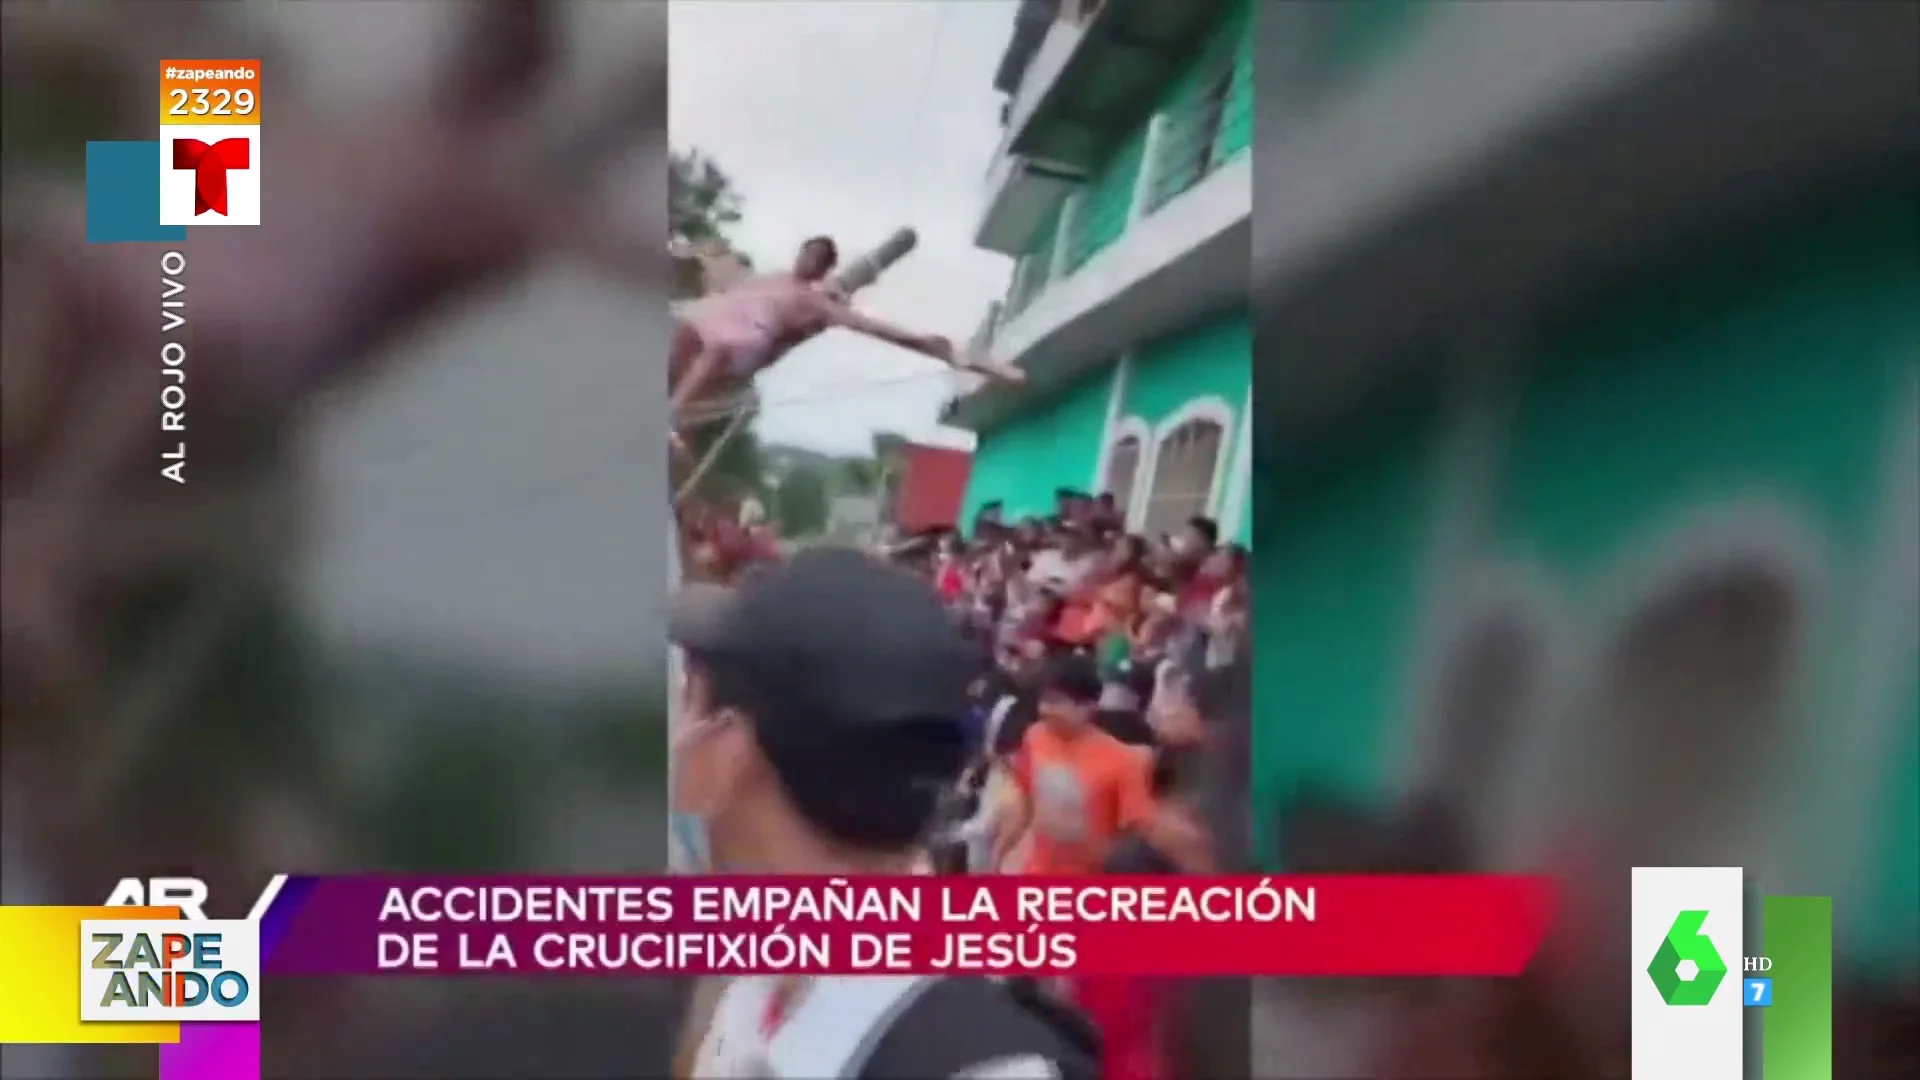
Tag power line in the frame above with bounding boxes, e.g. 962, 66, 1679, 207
897, 1, 953, 226
676, 366, 964, 431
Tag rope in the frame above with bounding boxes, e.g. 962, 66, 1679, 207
675, 403, 753, 504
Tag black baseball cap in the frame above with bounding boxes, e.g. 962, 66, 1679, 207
671, 548, 976, 848
1037, 651, 1103, 705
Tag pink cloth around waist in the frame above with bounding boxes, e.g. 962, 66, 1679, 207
681, 300, 782, 376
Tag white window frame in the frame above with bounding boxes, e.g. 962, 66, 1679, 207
1131, 395, 1236, 534
1406, 559, 1578, 868
1100, 416, 1150, 518
1578, 498, 1827, 879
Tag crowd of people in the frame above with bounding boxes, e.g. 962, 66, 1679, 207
667, 519, 1252, 1079
894, 490, 1248, 877
890, 491, 1251, 1080
678, 495, 783, 583
680, 483, 1252, 884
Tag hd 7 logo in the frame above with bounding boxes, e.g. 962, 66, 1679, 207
1646, 910, 1728, 1006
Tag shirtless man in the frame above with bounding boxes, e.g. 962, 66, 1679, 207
669, 235, 1024, 433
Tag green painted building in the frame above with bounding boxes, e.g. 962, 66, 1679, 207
950, 0, 1916, 980
1250, 0, 1916, 978
949, 0, 1254, 543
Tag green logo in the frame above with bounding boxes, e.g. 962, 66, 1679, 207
1647, 910, 1728, 1005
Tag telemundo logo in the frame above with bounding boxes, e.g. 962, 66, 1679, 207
1647, 910, 1729, 1006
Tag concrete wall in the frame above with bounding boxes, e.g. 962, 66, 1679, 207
962, 362, 1118, 523
965, 311, 1254, 538
1122, 313, 1251, 429
1251, 391, 1443, 833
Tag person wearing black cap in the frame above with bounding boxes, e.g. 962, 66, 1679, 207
668, 549, 1097, 1080
1050, 488, 1077, 526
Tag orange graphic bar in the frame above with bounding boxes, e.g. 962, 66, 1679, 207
158, 60, 261, 127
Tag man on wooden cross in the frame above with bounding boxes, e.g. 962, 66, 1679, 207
668, 235, 1025, 442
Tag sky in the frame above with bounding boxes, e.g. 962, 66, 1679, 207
224, 2, 1013, 672
669, 0, 1020, 455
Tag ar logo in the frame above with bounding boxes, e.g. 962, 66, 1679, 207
1647, 909, 1728, 1005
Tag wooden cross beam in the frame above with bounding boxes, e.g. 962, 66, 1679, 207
831, 226, 918, 294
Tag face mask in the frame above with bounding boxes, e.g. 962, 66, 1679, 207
669, 810, 712, 873
668, 712, 726, 873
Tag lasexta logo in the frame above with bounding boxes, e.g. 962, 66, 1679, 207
171, 137, 251, 216
1647, 909, 1727, 1005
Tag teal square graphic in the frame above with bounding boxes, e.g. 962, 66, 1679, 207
86, 141, 187, 245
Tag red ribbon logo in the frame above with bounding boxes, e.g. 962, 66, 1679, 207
171, 138, 252, 217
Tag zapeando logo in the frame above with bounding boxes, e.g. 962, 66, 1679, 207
1647, 910, 1728, 1005
171, 137, 251, 217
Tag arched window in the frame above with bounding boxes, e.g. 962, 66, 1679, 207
1140, 402, 1231, 536
1413, 568, 1568, 867
1591, 558, 1803, 870
1575, 507, 1821, 874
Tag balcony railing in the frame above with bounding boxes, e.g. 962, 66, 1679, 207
1060, 0, 1107, 27
1005, 248, 1052, 319
991, 7, 1255, 330
1145, 44, 1252, 213
969, 300, 1005, 356
1060, 125, 1155, 275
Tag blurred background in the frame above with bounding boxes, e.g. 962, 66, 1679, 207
1241, 1, 1917, 1076
3, 2, 674, 1076
869, 0, 1920, 1072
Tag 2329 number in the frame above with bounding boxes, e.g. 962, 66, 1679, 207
167, 87, 256, 117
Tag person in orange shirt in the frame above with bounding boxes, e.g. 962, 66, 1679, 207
1056, 574, 1135, 649
992, 653, 1161, 875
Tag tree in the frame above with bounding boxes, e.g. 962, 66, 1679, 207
670, 148, 746, 247
772, 466, 830, 538
835, 456, 881, 496
669, 146, 766, 499
670, 148, 745, 301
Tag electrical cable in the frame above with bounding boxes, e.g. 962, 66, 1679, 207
675, 366, 961, 432
896, 2, 951, 229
